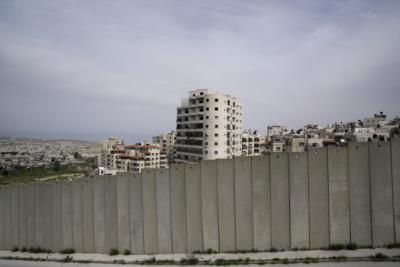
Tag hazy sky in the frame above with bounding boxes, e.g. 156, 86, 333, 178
1, 0, 399, 142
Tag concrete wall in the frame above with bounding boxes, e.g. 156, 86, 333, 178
1, 139, 399, 254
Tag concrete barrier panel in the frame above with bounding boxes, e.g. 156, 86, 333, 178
234, 157, 254, 251
52, 182, 63, 252
391, 138, 400, 243
308, 148, 329, 249
117, 175, 131, 252
93, 177, 106, 253
0, 187, 4, 249
185, 164, 203, 252
62, 182, 73, 249
156, 169, 172, 254
200, 160, 219, 252
289, 152, 309, 249
72, 181, 84, 252
370, 142, 395, 246
43, 184, 53, 250
130, 173, 144, 254
328, 147, 350, 245
142, 169, 158, 254
105, 176, 119, 253
82, 179, 95, 253
251, 155, 271, 251
170, 164, 188, 253
348, 142, 372, 246
217, 159, 236, 252
11, 186, 20, 248
270, 152, 290, 250
18, 185, 27, 249
35, 184, 46, 248
2, 187, 12, 249
26, 184, 36, 248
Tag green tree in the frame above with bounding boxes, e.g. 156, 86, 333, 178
54, 161, 61, 171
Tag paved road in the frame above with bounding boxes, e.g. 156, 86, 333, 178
0, 261, 399, 267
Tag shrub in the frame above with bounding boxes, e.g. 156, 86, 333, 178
11, 246, 19, 252
346, 243, 358, 250
180, 255, 199, 265
143, 256, 156, 264
371, 253, 388, 261
21, 247, 27, 252
329, 244, 345, 250
109, 248, 119, 256
123, 249, 131, 255
62, 256, 73, 263
60, 248, 75, 254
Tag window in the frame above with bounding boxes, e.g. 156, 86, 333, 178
215, 116, 218, 119
214, 150, 218, 155
193, 94, 195, 96
206, 116, 209, 119
205, 150, 208, 154
214, 142, 218, 145
215, 107, 219, 111
215, 124, 218, 128
215, 133, 218, 137
206, 107, 209, 111
205, 142, 208, 145
205, 124, 209, 128
200, 92, 204, 95
215, 98, 219, 102
206, 99, 209, 102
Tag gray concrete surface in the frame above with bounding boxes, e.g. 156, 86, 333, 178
234, 157, 254, 251
156, 169, 172, 254
52, 182, 63, 252
82, 179, 95, 253
348, 142, 372, 246
185, 164, 203, 252
392, 137, 400, 243
328, 147, 350, 245
72, 180, 83, 252
116, 175, 130, 252
200, 160, 219, 252
270, 152, 290, 250
369, 142, 395, 246
43, 184, 53, 250
93, 177, 106, 253
170, 164, 188, 253
142, 169, 158, 254
11, 186, 20, 250
217, 159, 236, 252
61, 182, 73, 249
251, 155, 271, 251
289, 152, 310, 249
130, 173, 144, 254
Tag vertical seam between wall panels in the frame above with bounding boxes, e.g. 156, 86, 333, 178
154, 172, 159, 253
199, 164, 204, 251
307, 151, 311, 249
127, 177, 132, 253
268, 154, 272, 249
288, 153, 291, 249
347, 146, 352, 244
232, 159, 238, 251
250, 157, 254, 249
169, 169, 174, 253
368, 143, 374, 246
327, 148, 331, 247
140, 173, 147, 254
183, 167, 188, 253
390, 141, 396, 243
216, 162, 220, 252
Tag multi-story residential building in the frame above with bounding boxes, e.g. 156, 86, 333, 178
267, 125, 289, 141
98, 138, 168, 173
175, 89, 242, 163
152, 131, 176, 163
241, 131, 266, 156
363, 112, 388, 128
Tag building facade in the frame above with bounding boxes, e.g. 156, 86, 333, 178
98, 138, 168, 173
175, 89, 242, 163
152, 131, 176, 163
241, 131, 266, 156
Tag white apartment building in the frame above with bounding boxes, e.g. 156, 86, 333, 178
175, 89, 242, 163
267, 125, 289, 141
152, 131, 176, 163
98, 138, 168, 173
241, 132, 266, 156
